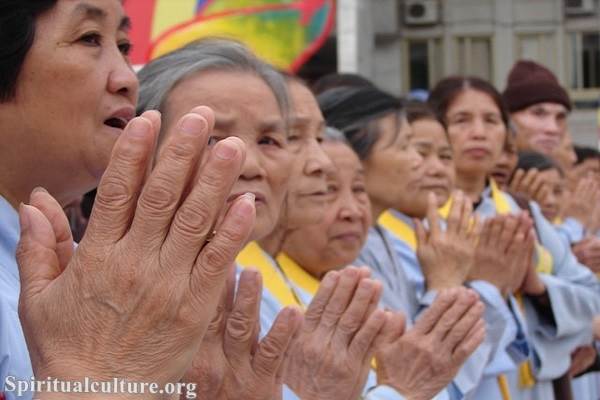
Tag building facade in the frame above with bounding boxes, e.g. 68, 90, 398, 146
337, 0, 600, 146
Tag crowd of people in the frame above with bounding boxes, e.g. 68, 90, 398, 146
2, 1, 600, 399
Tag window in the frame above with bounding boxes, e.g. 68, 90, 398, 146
405, 38, 443, 91
516, 33, 556, 73
569, 32, 600, 90
457, 36, 493, 81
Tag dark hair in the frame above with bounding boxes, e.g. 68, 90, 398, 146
317, 86, 404, 160
574, 146, 600, 165
428, 76, 510, 129
405, 101, 441, 125
515, 150, 563, 177
0, 0, 57, 102
311, 72, 375, 95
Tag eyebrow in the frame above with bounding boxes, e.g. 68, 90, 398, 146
259, 118, 285, 133
73, 3, 131, 31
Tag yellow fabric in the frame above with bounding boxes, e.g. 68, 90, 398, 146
490, 179, 512, 215
378, 211, 417, 251
277, 252, 378, 370
514, 294, 537, 389
497, 375, 512, 400
490, 181, 553, 275
237, 242, 299, 307
276, 252, 320, 306
437, 196, 453, 219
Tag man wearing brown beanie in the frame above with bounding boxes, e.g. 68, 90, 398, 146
503, 60, 571, 155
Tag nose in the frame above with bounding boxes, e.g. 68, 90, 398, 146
304, 140, 333, 178
425, 155, 446, 178
470, 118, 486, 140
239, 143, 265, 181
107, 50, 139, 106
338, 189, 362, 222
542, 116, 561, 137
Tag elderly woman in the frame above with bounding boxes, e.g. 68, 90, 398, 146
317, 87, 541, 400
1, 2, 265, 400
136, 40, 419, 400
429, 75, 600, 400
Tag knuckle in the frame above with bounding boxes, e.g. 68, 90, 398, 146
95, 174, 134, 210
226, 310, 255, 342
165, 139, 199, 163
138, 178, 178, 215
201, 244, 234, 270
172, 201, 212, 238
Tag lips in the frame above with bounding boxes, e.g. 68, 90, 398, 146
464, 147, 491, 158
104, 107, 135, 131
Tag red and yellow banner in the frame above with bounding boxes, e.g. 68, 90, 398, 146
124, 0, 335, 71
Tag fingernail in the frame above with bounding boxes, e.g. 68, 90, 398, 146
215, 140, 238, 160
19, 203, 31, 231
31, 187, 48, 195
234, 193, 256, 217
179, 114, 206, 136
127, 117, 150, 138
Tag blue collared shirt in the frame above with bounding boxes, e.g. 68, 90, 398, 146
0, 196, 33, 400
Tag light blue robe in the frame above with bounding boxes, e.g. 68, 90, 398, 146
365, 217, 527, 400
241, 248, 414, 400
0, 196, 33, 400
555, 218, 585, 247
475, 186, 600, 400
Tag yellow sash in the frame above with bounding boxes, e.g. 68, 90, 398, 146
490, 180, 546, 390
276, 252, 320, 307
378, 211, 417, 251
489, 181, 553, 275
237, 241, 299, 307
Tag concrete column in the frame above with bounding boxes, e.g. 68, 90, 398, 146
336, 0, 374, 77
493, 0, 515, 89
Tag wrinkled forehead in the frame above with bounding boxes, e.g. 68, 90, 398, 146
527, 102, 569, 116
164, 70, 284, 132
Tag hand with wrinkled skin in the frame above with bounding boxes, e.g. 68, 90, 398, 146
468, 213, 535, 297
375, 288, 485, 400
572, 236, 600, 273
283, 267, 387, 400
17, 107, 255, 399
182, 269, 302, 400
509, 168, 551, 206
561, 177, 599, 229
415, 191, 481, 291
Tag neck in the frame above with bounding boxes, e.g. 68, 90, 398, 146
455, 170, 487, 203
370, 200, 388, 227
0, 125, 90, 210
258, 225, 287, 257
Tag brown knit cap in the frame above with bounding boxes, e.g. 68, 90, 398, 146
502, 60, 572, 113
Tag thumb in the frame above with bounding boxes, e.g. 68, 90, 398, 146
376, 310, 406, 347
16, 204, 62, 301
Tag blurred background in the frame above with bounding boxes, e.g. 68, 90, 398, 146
124, 0, 600, 146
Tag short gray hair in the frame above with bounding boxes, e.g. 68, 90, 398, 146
137, 38, 289, 122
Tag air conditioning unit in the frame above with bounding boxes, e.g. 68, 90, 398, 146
403, 0, 440, 26
564, 0, 596, 15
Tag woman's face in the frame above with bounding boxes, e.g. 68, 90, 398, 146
446, 89, 506, 178
282, 141, 371, 279
537, 168, 564, 222
282, 81, 332, 229
163, 70, 292, 241
363, 114, 423, 217
3, 0, 138, 198
409, 118, 455, 217
490, 133, 519, 189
